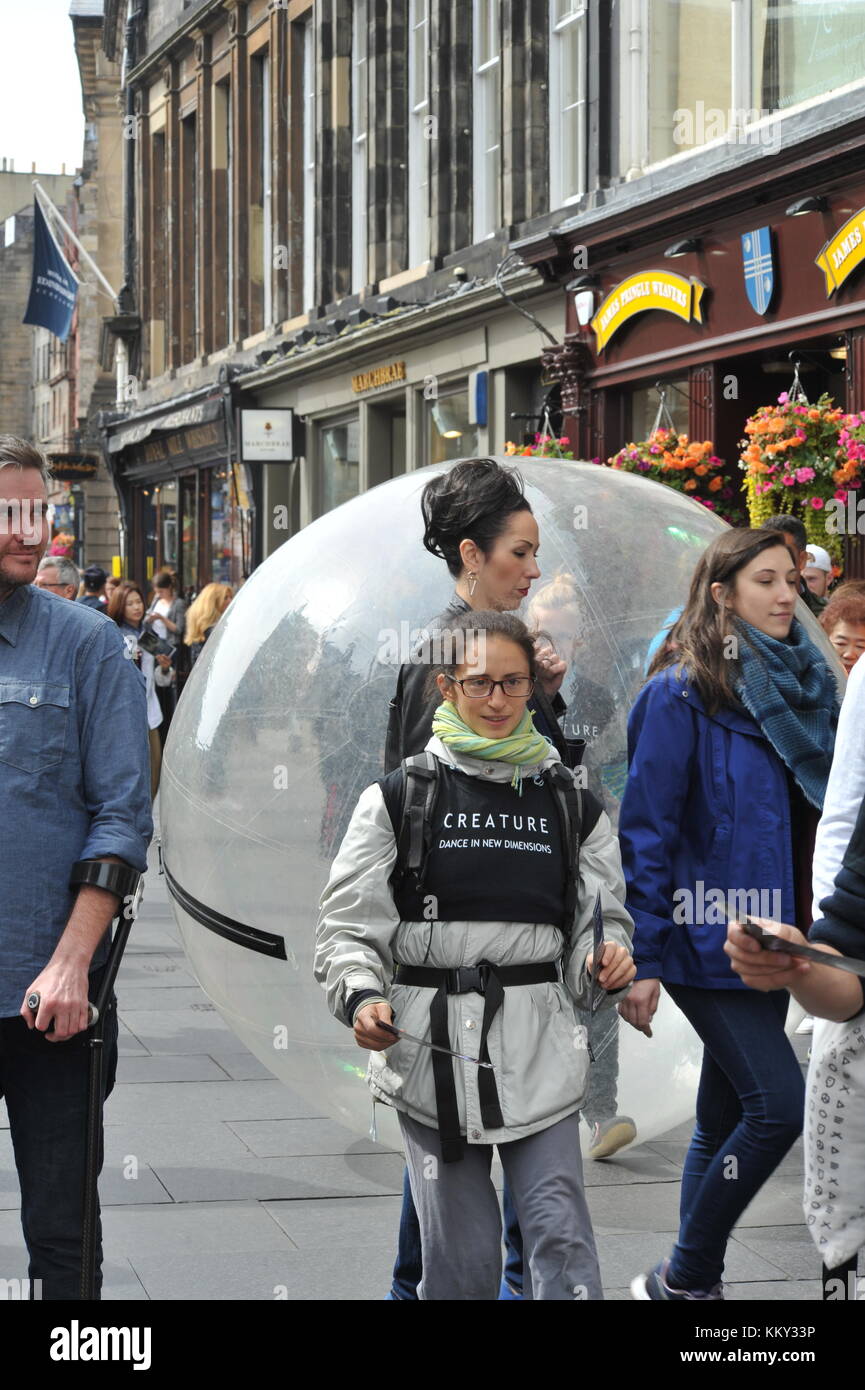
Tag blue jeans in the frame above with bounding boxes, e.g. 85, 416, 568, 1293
664, 984, 804, 1292
0, 994, 118, 1300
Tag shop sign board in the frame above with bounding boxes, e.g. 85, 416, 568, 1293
239, 408, 296, 462
591, 271, 706, 352
816, 208, 865, 296
351, 360, 406, 393
741, 227, 775, 315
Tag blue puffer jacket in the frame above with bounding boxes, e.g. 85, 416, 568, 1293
618, 666, 795, 989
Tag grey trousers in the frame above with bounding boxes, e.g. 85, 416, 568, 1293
399, 1110, 603, 1301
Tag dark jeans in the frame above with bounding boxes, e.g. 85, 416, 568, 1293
664, 984, 804, 1292
0, 993, 118, 1300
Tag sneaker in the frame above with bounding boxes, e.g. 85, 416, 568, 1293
795, 1015, 814, 1035
588, 1115, 637, 1160
631, 1258, 724, 1301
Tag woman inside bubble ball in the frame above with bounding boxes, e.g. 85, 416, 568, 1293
384, 457, 576, 773
618, 528, 840, 1300
382, 457, 581, 1300
316, 610, 635, 1300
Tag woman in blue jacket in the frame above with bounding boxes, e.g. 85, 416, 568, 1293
618, 527, 840, 1300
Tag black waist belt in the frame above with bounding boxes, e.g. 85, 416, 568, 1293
394, 960, 559, 1163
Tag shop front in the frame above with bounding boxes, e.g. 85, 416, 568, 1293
521, 163, 865, 578
103, 391, 254, 597
239, 286, 566, 550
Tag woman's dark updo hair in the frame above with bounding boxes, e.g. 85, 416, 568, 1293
423, 609, 538, 701
421, 458, 531, 577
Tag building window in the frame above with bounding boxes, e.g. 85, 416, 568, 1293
251, 54, 273, 332
426, 386, 480, 466
180, 113, 198, 361
549, 0, 587, 208
150, 131, 167, 374
210, 467, 234, 585
472, 0, 501, 242
352, 0, 369, 292
213, 81, 233, 345
640, 0, 865, 167
629, 377, 689, 441
319, 418, 360, 514
180, 473, 199, 593
302, 20, 316, 310
408, 0, 430, 266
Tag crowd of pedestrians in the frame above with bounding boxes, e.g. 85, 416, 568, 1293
3, 430, 864, 1304
315, 456, 865, 1302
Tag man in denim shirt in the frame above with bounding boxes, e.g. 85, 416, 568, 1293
0, 437, 152, 1298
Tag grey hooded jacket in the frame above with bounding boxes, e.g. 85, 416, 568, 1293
315, 736, 634, 1147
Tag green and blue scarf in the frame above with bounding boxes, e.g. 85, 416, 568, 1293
431, 702, 551, 793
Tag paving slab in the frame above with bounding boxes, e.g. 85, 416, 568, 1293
263, 1195, 405, 1249
209, 1052, 275, 1081
731, 1225, 855, 1282
114, 1009, 247, 1055
102, 1121, 258, 1165
225, 1118, 396, 1158
581, 1145, 684, 1188
127, 1244, 394, 1301
596, 1230, 789, 1287
114, 1054, 230, 1084
118, 1020, 151, 1057
104, 1079, 327, 1125
117, 966, 199, 993
117, 986, 222, 1012
101, 1202, 298, 1258
148, 1152, 406, 1204
587, 1180, 682, 1234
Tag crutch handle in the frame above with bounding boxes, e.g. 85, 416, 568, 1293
25, 992, 98, 1027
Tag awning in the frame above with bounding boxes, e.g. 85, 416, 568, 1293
107, 395, 224, 453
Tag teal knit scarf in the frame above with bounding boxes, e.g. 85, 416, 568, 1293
431, 702, 551, 793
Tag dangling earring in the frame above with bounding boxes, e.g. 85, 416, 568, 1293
468, 572, 478, 597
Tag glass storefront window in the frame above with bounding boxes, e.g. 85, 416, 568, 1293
155, 479, 178, 576
180, 474, 198, 593
210, 467, 233, 585
629, 377, 689, 441
426, 388, 479, 465
320, 419, 360, 514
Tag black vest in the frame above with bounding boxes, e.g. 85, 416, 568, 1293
390, 764, 567, 927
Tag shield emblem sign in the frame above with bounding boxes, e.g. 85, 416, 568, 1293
742, 226, 775, 315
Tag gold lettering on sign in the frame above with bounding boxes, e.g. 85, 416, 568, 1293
351, 361, 407, 393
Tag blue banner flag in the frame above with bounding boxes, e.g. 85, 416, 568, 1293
23, 198, 79, 342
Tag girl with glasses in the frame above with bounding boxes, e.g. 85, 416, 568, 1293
315, 610, 635, 1299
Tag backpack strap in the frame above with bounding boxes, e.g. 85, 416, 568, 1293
544, 762, 582, 937
378, 752, 440, 895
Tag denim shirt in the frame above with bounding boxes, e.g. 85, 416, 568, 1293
0, 585, 153, 1017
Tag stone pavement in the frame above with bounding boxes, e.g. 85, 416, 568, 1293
0, 828, 857, 1301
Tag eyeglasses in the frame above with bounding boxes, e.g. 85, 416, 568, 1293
446, 675, 535, 698
35, 580, 66, 589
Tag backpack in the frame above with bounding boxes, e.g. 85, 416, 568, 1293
378, 752, 583, 939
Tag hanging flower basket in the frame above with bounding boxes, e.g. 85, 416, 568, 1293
605, 428, 746, 526
738, 392, 860, 562
504, 433, 576, 460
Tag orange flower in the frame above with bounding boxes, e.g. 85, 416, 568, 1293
769, 418, 786, 434
708, 476, 723, 492
694, 464, 708, 476
808, 409, 821, 421
683, 479, 698, 491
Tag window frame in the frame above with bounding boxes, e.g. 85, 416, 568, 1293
549, 0, 588, 210
472, 0, 502, 243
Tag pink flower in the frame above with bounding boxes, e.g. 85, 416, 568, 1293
795, 467, 815, 482
810, 497, 824, 509
835, 488, 848, 500
777, 392, 789, 405
781, 475, 796, 486
700, 499, 715, 509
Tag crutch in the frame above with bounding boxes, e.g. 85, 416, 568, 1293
78, 884, 143, 1300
